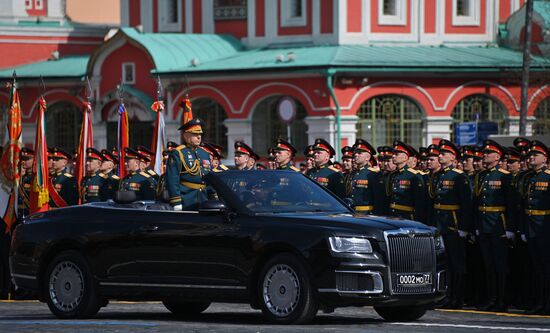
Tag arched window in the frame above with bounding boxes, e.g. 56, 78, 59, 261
356, 95, 425, 148
191, 98, 228, 153
251, 96, 308, 155
46, 101, 82, 153
533, 96, 550, 135
451, 94, 507, 141
106, 99, 153, 150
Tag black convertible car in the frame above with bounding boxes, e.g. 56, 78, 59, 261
10, 170, 446, 324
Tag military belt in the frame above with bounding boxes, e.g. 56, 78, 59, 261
355, 205, 374, 212
181, 181, 206, 190
434, 204, 460, 211
525, 209, 550, 216
478, 206, 506, 213
390, 203, 415, 212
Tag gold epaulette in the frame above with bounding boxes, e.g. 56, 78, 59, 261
220, 164, 229, 170
147, 169, 157, 176
408, 168, 419, 174
140, 171, 151, 178
368, 167, 380, 172
64, 173, 73, 178
498, 168, 510, 174
99, 173, 108, 179
175, 144, 186, 151
290, 165, 300, 172
328, 166, 341, 173
112, 175, 120, 180
453, 168, 464, 174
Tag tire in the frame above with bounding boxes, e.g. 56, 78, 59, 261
44, 250, 101, 319
258, 253, 318, 324
162, 301, 211, 316
374, 305, 427, 322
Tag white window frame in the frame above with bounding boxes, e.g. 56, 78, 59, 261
378, 0, 406, 26
280, 0, 307, 27
122, 63, 135, 85
25, 0, 32, 9
452, 0, 480, 26
35, 0, 43, 10
158, 0, 182, 32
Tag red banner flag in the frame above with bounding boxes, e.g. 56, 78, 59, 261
29, 97, 49, 213
75, 101, 93, 202
0, 78, 23, 232
117, 103, 129, 177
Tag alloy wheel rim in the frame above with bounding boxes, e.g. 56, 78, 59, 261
49, 261, 84, 312
262, 264, 300, 317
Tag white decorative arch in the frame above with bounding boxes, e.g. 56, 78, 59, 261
171, 84, 237, 115
529, 84, 550, 107
25, 90, 85, 119
443, 80, 519, 112
239, 82, 319, 114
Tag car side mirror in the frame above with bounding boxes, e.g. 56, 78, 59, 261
198, 200, 227, 215
343, 198, 355, 209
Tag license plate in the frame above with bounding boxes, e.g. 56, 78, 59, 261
397, 273, 432, 285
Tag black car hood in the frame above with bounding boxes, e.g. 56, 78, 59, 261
257, 212, 434, 240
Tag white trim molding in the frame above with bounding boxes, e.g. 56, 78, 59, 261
121, 62, 136, 84
281, 0, 307, 27
451, 0, 481, 27
378, 0, 407, 26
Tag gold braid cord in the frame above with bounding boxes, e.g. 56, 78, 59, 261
177, 149, 201, 176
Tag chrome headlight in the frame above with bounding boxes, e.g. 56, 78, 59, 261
435, 235, 445, 251
328, 237, 373, 254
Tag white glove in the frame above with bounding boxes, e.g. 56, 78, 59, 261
521, 234, 527, 242
475, 229, 480, 236
173, 204, 182, 211
505, 231, 515, 240
458, 230, 468, 238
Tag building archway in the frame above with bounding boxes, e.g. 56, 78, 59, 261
356, 95, 426, 148
191, 97, 228, 152
533, 96, 550, 135
46, 101, 83, 153
251, 95, 308, 156
103, 98, 154, 150
451, 94, 508, 141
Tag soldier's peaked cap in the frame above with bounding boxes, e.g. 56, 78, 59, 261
353, 139, 376, 155
313, 138, 335, 157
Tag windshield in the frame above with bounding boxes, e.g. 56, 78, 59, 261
215, 171, 350, 214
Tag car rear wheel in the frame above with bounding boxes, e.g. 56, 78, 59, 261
44, 250, 101, 319
374, 305, 427, 322
162, 301, 211, 316
258, 253, 318, 324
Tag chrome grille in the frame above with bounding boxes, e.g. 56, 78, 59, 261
387, 233, 435, 294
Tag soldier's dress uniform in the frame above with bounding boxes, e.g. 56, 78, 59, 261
201, 143, 229, 173
17, 148, 34, 216
387, 141, 427, 223
166, 116, 211, 210
119, 149, 157, 201
475, 140, 514, 312
100, 149, 120, 199
340, 146, 355, 197
432, 140, 473, 309
521, 141, 550, 315
136, 145, 160, 182
307, 139, 345, 198
47, 147, 78, 208
81, 148, 111, 203
274, 139, 301, 172
350, 139, 382, 214
377, 146, 394, 215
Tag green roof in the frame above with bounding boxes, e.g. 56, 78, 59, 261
534, 0, 550, 28
156, 44, 550, 74
119, 27, 244, 73
0, 55, 89, 79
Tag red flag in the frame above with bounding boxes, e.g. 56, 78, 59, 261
29, 97, 49, 213
117, 103, 129, 177
0, 78, 23, 232
151, 101, 166, 175
75, 101, 93, 202
180, 97, 193, 125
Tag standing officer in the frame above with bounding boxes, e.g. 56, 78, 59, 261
81, 148, 111, 203
303, 145, 315, 174
388, 140, 427, 222
18, 148, 34, 216
101, 149, 121, 199
307, 138, 345, 198
341, 146, 355, 197
234, 141, 255, 170
247, 150, 260, 170
433, 140, 472, 309
119, 148, 156, 201
521, 141, 550, 315
209, 143, 229, 172
136, 145, 160, 182
48, 147, 78, 207
350, 139, 382, 214
165, 116, 211, 211
201, 143, 226, 173
475, 140, 514, 312
274, 139, 300, 172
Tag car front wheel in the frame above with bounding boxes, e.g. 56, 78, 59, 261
258, 253, 318, 324
374, 305, 427, 321
44, 250, 101, 319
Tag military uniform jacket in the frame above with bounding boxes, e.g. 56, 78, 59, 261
212, 164, 229, 173
278, 163, 300, 172
165, 145, 212, 209
350, 166, 382, 214
521, 167, 550, 238
307, 163, 345, 198
49, 168, 78, 207
18, 172, 33, 215
104, 171, 120, 200
81, 172, 111, 203
145, 167, 160, 182
119, 171, 156, 201
474, 166, 514, 235
431, 167, 473, 234
388, 165, 427, 223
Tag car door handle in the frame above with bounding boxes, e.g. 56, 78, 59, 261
139, 225, 159, 232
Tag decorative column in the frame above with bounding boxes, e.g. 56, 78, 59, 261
508, 116, 535, 136
224, 118, 253, 159
304, 115, 336, 146
425, 116, 453, 145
